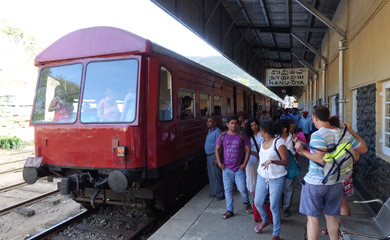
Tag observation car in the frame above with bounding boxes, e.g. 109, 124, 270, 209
23, 26, 274, 208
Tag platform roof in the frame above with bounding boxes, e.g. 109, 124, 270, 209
152, 0, 340, 99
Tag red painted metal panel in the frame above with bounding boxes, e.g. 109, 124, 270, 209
35, 27, 152, 66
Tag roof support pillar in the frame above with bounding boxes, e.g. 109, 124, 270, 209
339, 39, 347, 122
314, 73, 318, 106
309, 78, 313, 115
322, 61, 328, 107
295, 0, 347, 117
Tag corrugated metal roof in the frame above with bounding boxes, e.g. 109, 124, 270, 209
152, 0, 340, 98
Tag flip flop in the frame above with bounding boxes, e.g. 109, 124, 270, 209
254, 221, 270, 233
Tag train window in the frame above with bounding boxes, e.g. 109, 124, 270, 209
213, 95, 222, 116
200, 93, 210, 118
227, 97, 232, 115
179, 89, 195, 120
32, 64, 82, 124
81, 59, 138, 123
159, 67, 173, 121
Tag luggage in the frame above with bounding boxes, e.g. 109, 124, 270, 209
253, 192, 273, 223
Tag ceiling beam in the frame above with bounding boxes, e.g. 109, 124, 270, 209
301, 0, 316, 60
291, 33, 327, 61
261, 59, 292, 63
236, 26, 328, 33
258, 0, 280, 62
285, 0, 290, 27
295, 0, 346, 38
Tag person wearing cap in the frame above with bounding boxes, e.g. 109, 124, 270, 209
298, 111, 312, 143
180, 96, 193, 119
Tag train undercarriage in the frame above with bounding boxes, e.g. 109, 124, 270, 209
24, 156, 208, 211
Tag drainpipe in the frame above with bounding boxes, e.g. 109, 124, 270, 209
309, 78, 313, 114
322, 61, 328, 106
295, 0, 347, 118
314, 74, 318, 106
339, 39, 347, 122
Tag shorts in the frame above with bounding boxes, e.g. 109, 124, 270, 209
343, 175, 354, 197
299, 180, 343, 217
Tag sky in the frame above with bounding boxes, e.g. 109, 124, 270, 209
0, 0, 281, 101
0, 0, 220, 57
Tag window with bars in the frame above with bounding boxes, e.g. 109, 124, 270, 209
383, 82, 390, 155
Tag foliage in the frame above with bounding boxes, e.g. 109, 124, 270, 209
1, 25, 24, 38
0, 136, 24, 149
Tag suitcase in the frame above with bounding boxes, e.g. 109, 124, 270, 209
253, 192, 273, 223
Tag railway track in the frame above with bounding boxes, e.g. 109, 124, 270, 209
0, 167, 23, 174
0, 158, 26, 166
0, 182, 28, 192
27, 207, 154, 240
0, 189, 59, 215
9, 149, 34, 155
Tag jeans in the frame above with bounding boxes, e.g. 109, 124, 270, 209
222, 168, 249, 213
254, 174, 286, 237
207, 154, 224, 198
282, 178, 295, 211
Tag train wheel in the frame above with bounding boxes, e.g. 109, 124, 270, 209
81, 201, 94, 210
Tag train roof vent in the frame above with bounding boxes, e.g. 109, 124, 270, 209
35, 26, 152, 66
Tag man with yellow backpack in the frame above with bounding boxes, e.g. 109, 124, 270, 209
295, 106, 367, 240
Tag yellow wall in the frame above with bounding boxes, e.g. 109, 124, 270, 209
349, 1, 390, 87
310, 0, 390, 160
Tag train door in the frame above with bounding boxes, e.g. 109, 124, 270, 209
233, 86, 237, 115
154, 64, 178, 172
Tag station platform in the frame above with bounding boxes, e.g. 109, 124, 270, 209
149, 158, 375, 240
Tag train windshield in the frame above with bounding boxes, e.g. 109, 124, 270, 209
32, 64, 82, 124
81, 59, 139, 123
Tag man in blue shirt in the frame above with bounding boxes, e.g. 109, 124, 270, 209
289, 108, 301, 128
204, 117, 224, 200
281, 109, 292, 120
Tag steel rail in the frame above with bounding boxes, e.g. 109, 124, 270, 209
0, 182, 27, 192
0, 159, 26, 166
27, 210, 90, 240
0, 189, 59, 215
9, 150, 34, 155
0, 167, 23, 174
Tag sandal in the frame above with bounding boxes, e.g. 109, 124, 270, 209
254, 221, 270, 233
244, 202, 253, 214
222, 211, 234, 219
282, 209, 291, 217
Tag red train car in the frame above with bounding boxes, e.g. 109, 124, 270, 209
23, 26, 272, 208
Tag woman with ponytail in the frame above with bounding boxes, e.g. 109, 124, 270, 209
253, 121, 289, 240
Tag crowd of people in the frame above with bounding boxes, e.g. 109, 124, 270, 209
204, 106, 367, 240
